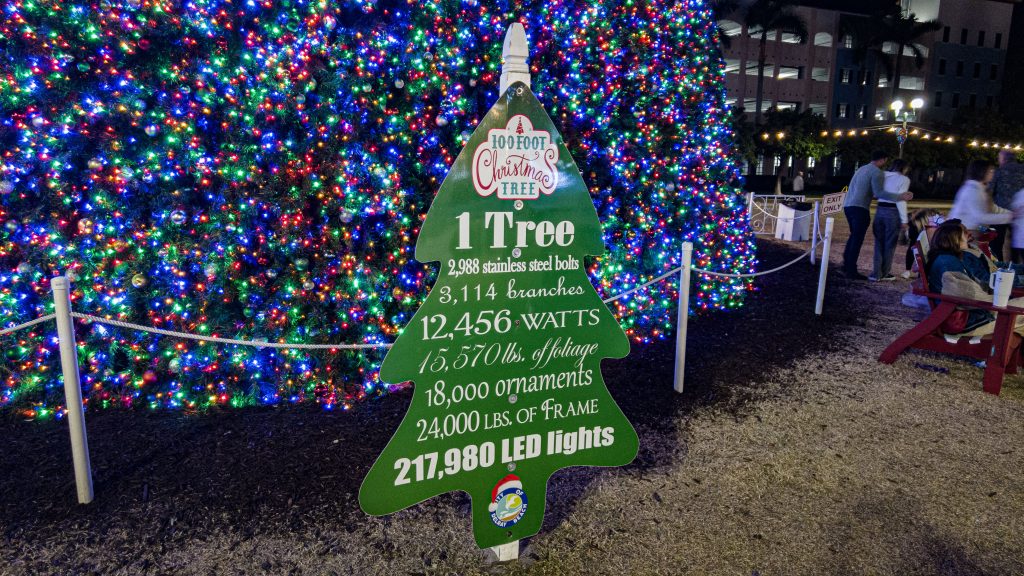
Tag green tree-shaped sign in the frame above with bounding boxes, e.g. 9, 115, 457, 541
359, 72, 638, 548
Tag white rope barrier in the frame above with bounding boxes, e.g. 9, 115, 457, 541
692, 246, 813, 278
1, 234, 833, 509
751, 202, 817, 220
601, 244, 813, 302
0, 313, 57, 336
602, 267, 682, 303
70, 312, 392, 350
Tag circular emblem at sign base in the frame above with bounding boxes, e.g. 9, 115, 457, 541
488, 474, 528, 528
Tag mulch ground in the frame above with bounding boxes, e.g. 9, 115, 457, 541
2, 229, 1023, 575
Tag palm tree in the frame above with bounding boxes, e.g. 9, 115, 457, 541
838, 12, 889, 104
742, 0, 809, 125
711, 0, 742, 50
876, 11, 942, 103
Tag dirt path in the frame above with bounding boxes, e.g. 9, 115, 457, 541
3, 218, 1024, 576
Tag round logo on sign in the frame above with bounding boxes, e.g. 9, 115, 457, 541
488, 474, 528, 528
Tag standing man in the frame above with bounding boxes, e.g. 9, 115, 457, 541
792, 170, 805, 194
991, 149, 1024, 261
842, 150, 913, 280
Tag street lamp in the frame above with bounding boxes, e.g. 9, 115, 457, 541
890, 98, 924, 158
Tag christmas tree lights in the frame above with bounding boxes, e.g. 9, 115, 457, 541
0, 0, 755, 417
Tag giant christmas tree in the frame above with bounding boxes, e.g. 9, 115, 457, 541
0, 0, 755, 416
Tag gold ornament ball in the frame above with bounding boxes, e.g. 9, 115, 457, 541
131, 273, 148, 288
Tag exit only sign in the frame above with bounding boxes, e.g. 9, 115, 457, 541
821, 192, 846, 216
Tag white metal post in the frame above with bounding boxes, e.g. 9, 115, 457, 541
52, 275, 93, 504
811, 201, 820, 266
673, 242, 694, 393
488, 22, 531, 563
746, 191, 755, 216
491, 541, 519, 562
499, 23, 530, 94
815, 218, 835, 316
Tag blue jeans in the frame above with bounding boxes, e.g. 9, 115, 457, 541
872, 206, 901, 278
843, 206, 870, 274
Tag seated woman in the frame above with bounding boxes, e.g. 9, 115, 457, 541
927, 220, 1024, 336
927, 221, 996, 335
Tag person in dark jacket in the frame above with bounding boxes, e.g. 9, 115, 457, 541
926, 220, 995, 334
989, 149, 1024, 259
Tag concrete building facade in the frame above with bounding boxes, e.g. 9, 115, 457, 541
719, 0, 1019, 184
925, 0, 1014, 123
722, 0, 1016, 125
719, 7, 840, 121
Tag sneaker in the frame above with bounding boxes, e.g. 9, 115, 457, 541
868, 274, 880, 282
900, 270, 914, 279
880, 274, 897, 281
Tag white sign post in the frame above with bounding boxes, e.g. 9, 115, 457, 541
487, 22, 530, 565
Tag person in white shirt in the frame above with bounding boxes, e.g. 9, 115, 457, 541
791, 171, 804, 193
871, 159, 911, 281
948, 159, 1011, 232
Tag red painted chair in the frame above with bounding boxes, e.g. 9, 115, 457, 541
879, 243, 1023, 395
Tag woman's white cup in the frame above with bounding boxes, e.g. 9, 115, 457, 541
990, 268, 1016, 308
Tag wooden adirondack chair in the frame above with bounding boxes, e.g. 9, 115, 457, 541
879, 242, 1023, 395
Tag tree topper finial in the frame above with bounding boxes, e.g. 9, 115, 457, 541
500, 22, 530, 94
